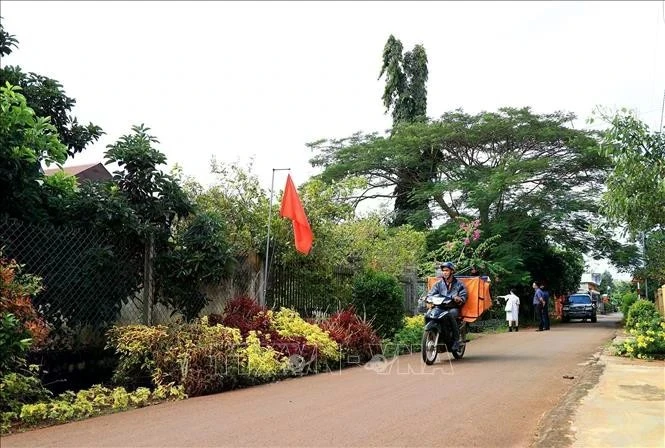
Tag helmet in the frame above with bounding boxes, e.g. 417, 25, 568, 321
440, 262, 455, 272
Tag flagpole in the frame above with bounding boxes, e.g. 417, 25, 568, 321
263, 167, 290, 305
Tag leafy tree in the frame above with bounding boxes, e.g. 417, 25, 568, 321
189, 159, 272, 258
310, 107, 612, 255
328, 216, 427, 278
599, 270, 615, 296
543, 248, 585, 296
378, 35, 431, 229
47, 126, 199, 323
644, 230, 665, 286
104, 124, 193, 241
631, 230, 665, 298
156, 211, 235, 320
595, 110, 664, 235
103, 125, 197, 312
379, 35, 428, 125
0, 83, 67, 220
0, 23, 103, 157
612, 280, 633, 296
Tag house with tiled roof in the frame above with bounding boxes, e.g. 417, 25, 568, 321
43, 163, 112, 183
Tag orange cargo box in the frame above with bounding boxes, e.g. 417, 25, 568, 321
426, 276, 492, 322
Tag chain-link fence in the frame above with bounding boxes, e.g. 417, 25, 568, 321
1, 217, 430, 329
0, 218, 143, 327
0, 218, 266, 328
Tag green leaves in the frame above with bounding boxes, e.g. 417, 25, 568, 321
310, 107, 608, 235
105, 124, 193, 239
597, 111, 665, 235
0, 83, 69, 220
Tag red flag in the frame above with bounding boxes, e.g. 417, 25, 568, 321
279, 174, 313, 254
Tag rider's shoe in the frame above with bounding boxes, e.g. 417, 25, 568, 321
452, 340, 461, 352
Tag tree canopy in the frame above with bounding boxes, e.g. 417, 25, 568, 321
596, 110, 664, 236
378, 35, 431, 229
310, 107, 612, 249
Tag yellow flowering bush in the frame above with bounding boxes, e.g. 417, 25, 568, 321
614, 301, 665, 359
273, 308, 341, 362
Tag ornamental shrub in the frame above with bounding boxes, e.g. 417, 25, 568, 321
352, 270, 404, 339
319, 308, 382, 364
273, 308, 340, 363
615, 299, 665, 359
625, 300, 661, 332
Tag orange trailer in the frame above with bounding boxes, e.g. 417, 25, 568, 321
426, 276, 492, 322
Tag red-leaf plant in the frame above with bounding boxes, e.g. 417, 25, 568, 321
320, 307, 382, 364
209, 296, 318, 366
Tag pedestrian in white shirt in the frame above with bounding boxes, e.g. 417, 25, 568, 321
501, 290, 520, 332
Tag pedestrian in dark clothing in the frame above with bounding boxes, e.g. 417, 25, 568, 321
541, 286, 551, 330
532, 282, 549, 331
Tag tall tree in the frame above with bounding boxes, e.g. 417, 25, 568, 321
309, 107, 641, 270
599, 271, 615, 295
596, 110, 665, 235
378, 35, 431, 229
311, 107, 609, 244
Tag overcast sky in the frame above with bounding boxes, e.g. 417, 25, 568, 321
3, 1, 664, 279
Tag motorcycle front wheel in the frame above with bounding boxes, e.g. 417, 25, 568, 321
422, 330, 439, 365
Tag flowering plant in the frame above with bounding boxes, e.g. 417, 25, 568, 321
423, 218, 506, 279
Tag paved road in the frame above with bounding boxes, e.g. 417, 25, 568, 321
2, 315, 621, 448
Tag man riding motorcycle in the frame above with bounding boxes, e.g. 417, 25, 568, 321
426, 262, 468, 351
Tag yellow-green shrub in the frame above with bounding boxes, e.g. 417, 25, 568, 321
240, 331, 290, 381
615, 300, 665, 359
273, 308, 340, 362
107, 320, 243, 396
15, 384, 185, 430
383, 314, 425, 357
106, 324, 169, 387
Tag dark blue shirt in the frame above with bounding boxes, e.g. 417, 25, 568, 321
427, 277, 468, 305
533, 288, 544, 305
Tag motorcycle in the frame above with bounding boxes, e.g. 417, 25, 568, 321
421, 294, 468, 365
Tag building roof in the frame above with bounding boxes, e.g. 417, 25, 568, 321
43, 163, 113, 183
